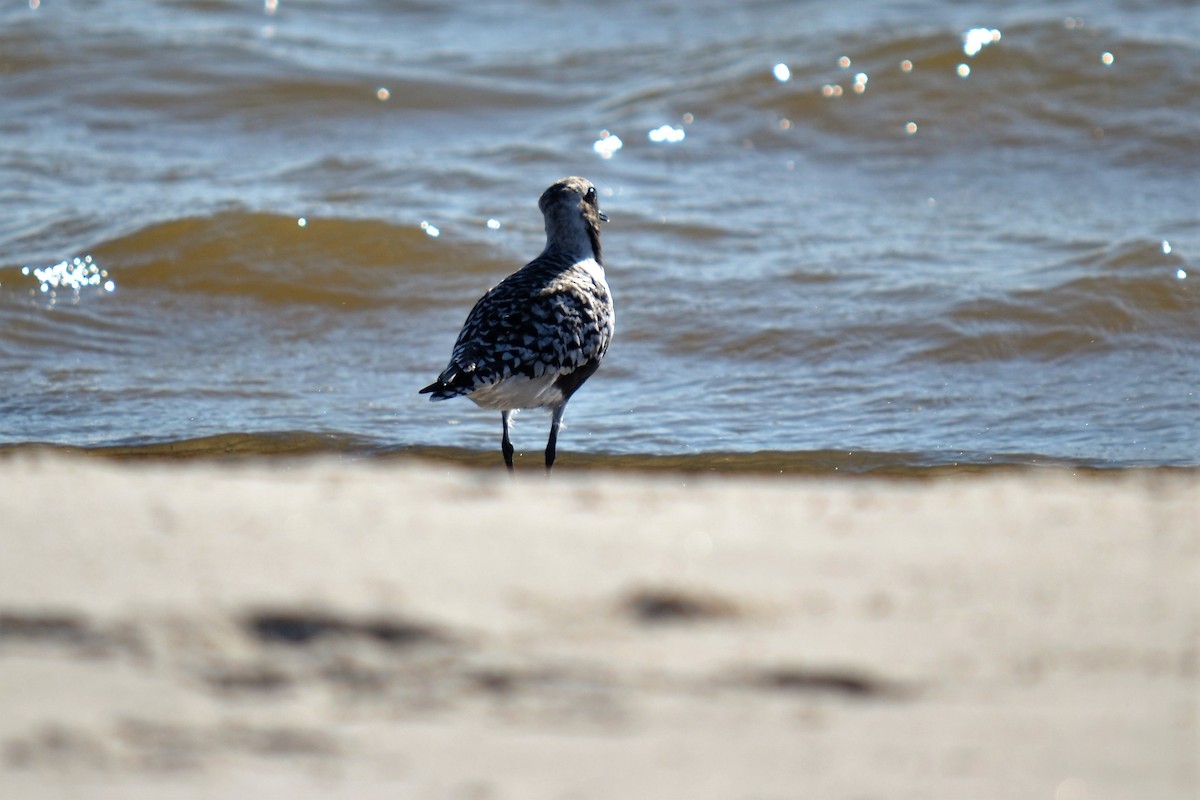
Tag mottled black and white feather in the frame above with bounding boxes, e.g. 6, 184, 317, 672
420, 177, 614, 415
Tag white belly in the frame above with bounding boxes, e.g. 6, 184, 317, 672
467, 372, 565, 411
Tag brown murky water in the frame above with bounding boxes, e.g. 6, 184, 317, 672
1, 1, 1197, 470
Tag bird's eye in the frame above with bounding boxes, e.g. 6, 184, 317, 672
585, 186, 597, 203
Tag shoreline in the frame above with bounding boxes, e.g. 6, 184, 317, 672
4, 437, 1194, 476
1, 452, 1196, 799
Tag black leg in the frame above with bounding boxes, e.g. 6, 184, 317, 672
501, 410, 514, 472
545, 402, 567, 473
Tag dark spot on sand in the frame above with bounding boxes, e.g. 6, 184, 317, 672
360, 618, 440, 646
245, 610, 445, 648
748, 667, 892, 697
0, 610, 136, 657
621, 588, 739, 623
0, 611, 92, 644
203, 665, 294, 694
469, 668, 519, 694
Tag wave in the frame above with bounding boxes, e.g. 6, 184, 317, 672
1, 211, 514, 310
0, 12, 557, 143
1, 434, 1175, 475
8, 5, 1197, 166
911, 238, 1197, 363
641, 234, 1195, 366
621, 19, 1200, 164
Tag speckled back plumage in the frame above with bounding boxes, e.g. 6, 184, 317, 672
420, 177, 614, 412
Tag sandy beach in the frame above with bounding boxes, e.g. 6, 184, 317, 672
0, 452, 1195, 799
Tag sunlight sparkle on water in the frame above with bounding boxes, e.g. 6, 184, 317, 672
1177, 269, 1188, 281
420, 221, 440, 238
486, 218, 501, 230
1162, 240, 1172, 254
22, 255, 113, 295
1101, 52, 1114, 66
963, 28, 1001, 57
957, 63, 971, 78
376, 87, 390, 101
593, 130, 623, 159
648, 125, 685, 143
772, 63, 791, 82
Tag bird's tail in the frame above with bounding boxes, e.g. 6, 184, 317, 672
418, 381, 462, 401
419, 363, 475, 401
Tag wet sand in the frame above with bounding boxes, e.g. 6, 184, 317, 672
0, 452, 1196, 799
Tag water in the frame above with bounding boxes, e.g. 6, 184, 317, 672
1, 0, 1197, 471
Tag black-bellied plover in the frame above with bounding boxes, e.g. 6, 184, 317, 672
419, 177, 614, 472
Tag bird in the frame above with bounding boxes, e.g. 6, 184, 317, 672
419, 177, 614, 472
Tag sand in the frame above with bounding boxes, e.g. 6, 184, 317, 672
0, 452, 1196, 799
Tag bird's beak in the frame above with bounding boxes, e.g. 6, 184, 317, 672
598, 211, 609, 223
